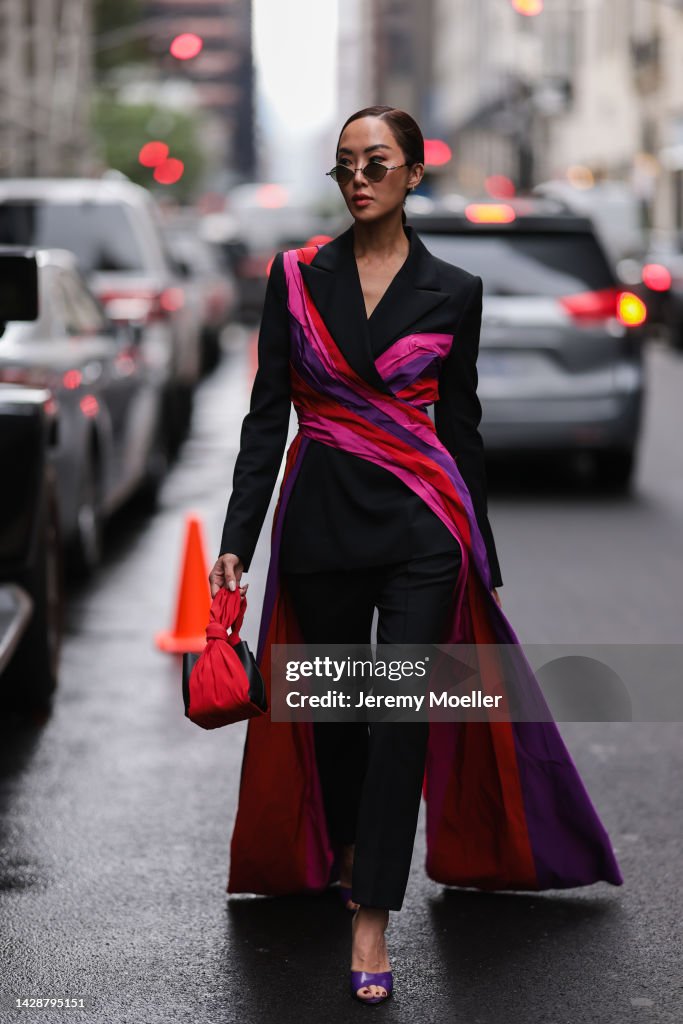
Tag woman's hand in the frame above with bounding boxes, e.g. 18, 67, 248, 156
491, 587, 502, 607
209, 553, 247, 599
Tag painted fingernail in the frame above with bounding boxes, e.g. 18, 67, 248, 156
228, 580, 236, 591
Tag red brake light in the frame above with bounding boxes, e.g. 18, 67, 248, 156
62, 369, 82, 390
617, 291, 647, 326
99, 287, 184, 323
465, 203, 516, 224
559, 287, 647, 327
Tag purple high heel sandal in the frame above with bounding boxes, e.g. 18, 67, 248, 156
350, 969, 393, 1004
350, 906, 393, 1004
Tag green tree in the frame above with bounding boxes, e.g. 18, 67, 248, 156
91, 95, 205, 202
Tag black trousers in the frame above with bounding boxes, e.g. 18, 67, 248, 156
282, 547, 462, 911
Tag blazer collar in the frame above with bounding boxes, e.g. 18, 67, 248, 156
297, 222, 450, 396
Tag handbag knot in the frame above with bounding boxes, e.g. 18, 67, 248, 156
206, 622, 228, 642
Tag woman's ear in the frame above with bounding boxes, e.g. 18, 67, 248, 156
408, 163, 424, 190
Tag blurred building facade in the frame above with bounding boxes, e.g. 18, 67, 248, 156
143, 0, 255, 178
336, 0, 435, 137
432, 0, 683, 231
336, 0, 374, 124
337, 0, 683, 233
0, 0, 94, 176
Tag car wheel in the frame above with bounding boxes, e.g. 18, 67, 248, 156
5, 470, 63, 714
67, 452, 104, 578
592, 449, 636, 493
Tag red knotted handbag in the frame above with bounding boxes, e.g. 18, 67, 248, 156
181, 586, 267, 729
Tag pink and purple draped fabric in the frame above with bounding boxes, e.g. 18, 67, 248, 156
226, 246, 623, 897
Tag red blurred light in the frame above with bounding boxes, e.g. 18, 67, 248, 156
465, 203, 516, 223
99, 287, 181, 323
642, 263, 672, 292
62, 369, 82, 389
170, 33, 203, 60
80, 395, 99, 418
153, 158, 185, 185
159, 287, 185, 312
256, 184, 288, 208
485, 174, 516, 199
559, 287, 618, 320
559, 287, 647, 327
512, 0, 543, 14
424, 139, 452, 167
138, 141, 169, 168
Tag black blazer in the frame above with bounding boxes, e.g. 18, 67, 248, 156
219, 223, 503, 588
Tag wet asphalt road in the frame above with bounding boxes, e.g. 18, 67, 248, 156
0, 326, 681, 1023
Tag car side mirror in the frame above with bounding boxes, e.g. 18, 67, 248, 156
0, 251, 39, 325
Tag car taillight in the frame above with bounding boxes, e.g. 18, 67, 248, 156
465, 203, 516, 223
617, 291, 647, 326
100, 287, 184, 323
0, 366, 51, 387
559, 287, 647, 327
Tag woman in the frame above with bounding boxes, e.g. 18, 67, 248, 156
209, 106, 623, 1006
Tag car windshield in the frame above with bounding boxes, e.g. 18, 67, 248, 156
418, 230, 615, 296
0, 202, 145, 273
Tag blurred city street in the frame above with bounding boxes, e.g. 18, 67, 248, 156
2, 0, 683, 1020
0, 323, 681, 1022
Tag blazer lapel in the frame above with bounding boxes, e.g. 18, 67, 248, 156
297, 223, 451, 397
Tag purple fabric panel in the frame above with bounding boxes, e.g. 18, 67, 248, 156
460, 585, 623, 887
387, 356, 441, 393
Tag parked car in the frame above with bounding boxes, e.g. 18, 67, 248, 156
0, 251, 63, 712
0, 176, 202, 452
201, 182, 333, 319
162, 221, 238, 373
0, 246, 167, 577
405, 195, 649, 490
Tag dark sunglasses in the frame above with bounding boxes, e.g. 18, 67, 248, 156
326, 162, 408, 187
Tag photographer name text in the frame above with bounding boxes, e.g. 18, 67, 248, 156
285, 690, 502, 710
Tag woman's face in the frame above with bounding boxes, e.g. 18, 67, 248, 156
335, 116, 423, 222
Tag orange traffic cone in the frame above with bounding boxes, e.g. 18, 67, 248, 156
155, 513, 212, 653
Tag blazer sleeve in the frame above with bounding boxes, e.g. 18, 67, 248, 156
218, 251, 291, 569
433, 275, 503, 589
